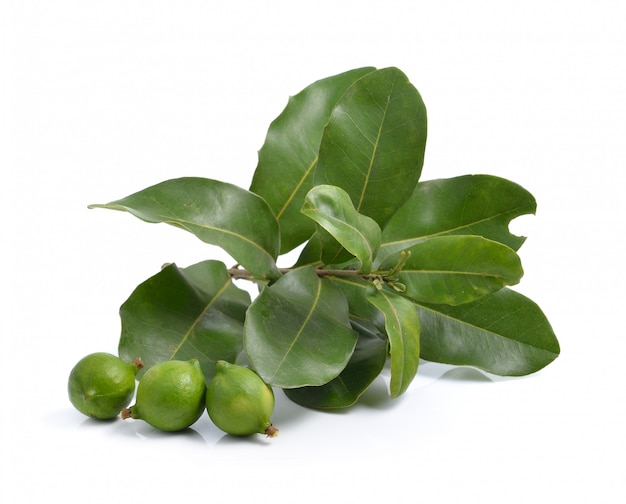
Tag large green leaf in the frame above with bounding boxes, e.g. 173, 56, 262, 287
118, 261, 251, 381
416, 287, 560, 376
315, 67, 427, 227
367, 287, 420, 397
244, 267, 358, 388
381, 235, 524, 306
376, 175, 536, 266
301, 185, 381, 274
283, 322, 388, 409
89, 177, 281, 280
250, 67, 376, 254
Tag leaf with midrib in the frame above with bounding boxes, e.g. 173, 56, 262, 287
315, 67, 427, 228
118, 261, 251, 381
367, 287, 420, 397
250, 67, 377, 254
376, 175, 536, 267
416, 287, 560, 376
89, 177, 281, 280
381, 235, 524, 306
244, 267, 358, 388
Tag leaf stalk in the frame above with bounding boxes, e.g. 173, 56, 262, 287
227, 265, 388, 284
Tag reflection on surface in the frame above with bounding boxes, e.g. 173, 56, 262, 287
215, 432, 274, 447
79, 416, 119, 427
437, 367, 493, 383
137, 426, 206, 443
352, 375, 396, 410
94, 414, 211, 444
417, 361, 493, 383
416, 361, 528, 386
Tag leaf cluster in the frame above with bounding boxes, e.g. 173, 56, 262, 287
89, 67, 559, 409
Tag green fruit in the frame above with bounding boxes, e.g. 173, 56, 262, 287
206, 361, 278, 437
122, 359, 206, 432
68, 352, 143, 420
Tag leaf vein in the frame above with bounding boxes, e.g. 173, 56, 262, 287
276, 155, 318, 220
169, 279, 232, 360
161, 216, 276, 262
271, 276, 323, 378
357, 92, 392, 211
380, 208, 528, 251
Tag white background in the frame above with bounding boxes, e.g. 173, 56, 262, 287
2, 1, 625, 502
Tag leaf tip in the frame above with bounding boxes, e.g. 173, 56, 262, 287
87, 202, 120, 211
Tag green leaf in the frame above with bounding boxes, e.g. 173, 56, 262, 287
367, 288, 420, 398
250, 67, 377, 254
89, 177, 281, 280
301, 185, 381, 274
244, 267, 358, 388
292, 231, 324, 268
382, 235, 524, 306
376, 175, 536, 266
295, 229, 357, 270
283, 322, 388, 409
118, 261, 251, 381
328, 276, 386, 332
416, 287, 560, 376
315, 67, 427, 227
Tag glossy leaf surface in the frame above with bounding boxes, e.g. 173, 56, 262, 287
383, 235, 524, 306
302, 185, 381, 274
244, 267, 358, 388
250, 67, 376, 254
416, 287, 560, 376
377, 175, 536, 266
283, 323, 388, 409
295, 229, 357, 270
328, 276, 386, 332
89, 177, 281, 280
118, 261, 251, 381
315, 67, 427, 227
292, 231, 325, 268
367, 288, 420, 397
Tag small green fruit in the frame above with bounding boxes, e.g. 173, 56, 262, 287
121, 359, 206, 432
68, 352, 143, 420
206, 361, 278, 437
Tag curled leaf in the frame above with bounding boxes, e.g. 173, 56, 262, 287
302, 185, 381, 274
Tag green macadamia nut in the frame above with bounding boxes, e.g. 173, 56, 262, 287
206, 360, 278, 437
121, 359, 207, 432
68, 352, 143, 420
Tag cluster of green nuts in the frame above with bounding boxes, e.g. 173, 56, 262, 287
67, 352, 278, 437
